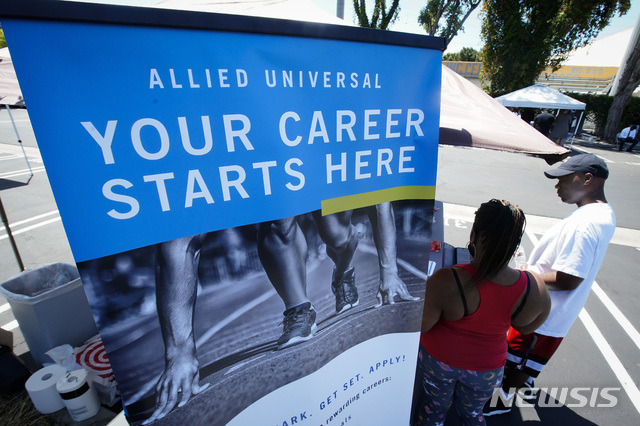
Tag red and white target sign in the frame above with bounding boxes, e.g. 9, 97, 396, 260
74, 336, 115, 382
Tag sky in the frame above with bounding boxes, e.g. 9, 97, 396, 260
312, 0, 640, 53
65, 0, 639, 54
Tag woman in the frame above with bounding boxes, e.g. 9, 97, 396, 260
416, 199, 550, 425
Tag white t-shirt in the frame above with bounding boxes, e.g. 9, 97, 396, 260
528, 202, 616, 337
620, 126, 637, 139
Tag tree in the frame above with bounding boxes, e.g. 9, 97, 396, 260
604, 41, 640, 141
419, 0, 481, 45
0, 30, 5, 49
458, 46, 481, 61
481, 0, 631, 96
352, 0, 400, 29
443, 47, 481, 61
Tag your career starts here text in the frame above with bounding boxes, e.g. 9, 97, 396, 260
79, 68, 428, 221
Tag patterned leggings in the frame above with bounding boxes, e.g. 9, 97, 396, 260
416, 346, 503, 426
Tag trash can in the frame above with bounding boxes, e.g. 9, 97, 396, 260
0, 263, 98, 366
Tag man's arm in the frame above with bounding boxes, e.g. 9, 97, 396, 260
144, 235, 209, 424
367, 202, 419, 306
539, 270, 583, 291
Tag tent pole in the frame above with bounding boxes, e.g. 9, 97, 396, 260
6, 105, 33, 177
568, 111, 584, 149
0, 196, 25, 271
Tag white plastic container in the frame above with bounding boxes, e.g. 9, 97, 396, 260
56, 369, 100, 421
0, 263, 98, 366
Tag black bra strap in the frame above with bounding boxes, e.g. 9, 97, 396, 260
451, 268, 469, 317
511, 272, 532, 320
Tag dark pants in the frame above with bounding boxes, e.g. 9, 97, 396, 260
626, 138, 639, 152
618, 137, 634, 151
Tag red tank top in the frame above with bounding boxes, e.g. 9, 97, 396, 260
420, 264, 528, 371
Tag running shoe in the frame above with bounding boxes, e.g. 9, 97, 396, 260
277, 302, 317, 350
483, 389, 513, 416
331, 267, 358, 314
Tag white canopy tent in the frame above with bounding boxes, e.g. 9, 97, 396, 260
494, 84, 586, 110
494, 84, 586, 148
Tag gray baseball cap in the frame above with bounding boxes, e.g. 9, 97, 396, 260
544, 153, 609, 179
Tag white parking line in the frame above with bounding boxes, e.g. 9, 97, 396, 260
0, 118, 31, 124
579, 310, 640, 415
0, 154, 23, 161
591, 282, 640, 352
1, 319, 19, 331
0, 303, 10, 314
0, 166, 46, 179
0, 210, 59, 232
0, 217, 62, 240
0, 167, 35, 177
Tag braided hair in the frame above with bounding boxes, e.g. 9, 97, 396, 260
470, 199, 526, 285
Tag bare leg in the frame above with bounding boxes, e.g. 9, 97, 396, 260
258, 218, 317, 349
312, 210, 357, 280
313, 210, 359, 313
258, 218, 309, 310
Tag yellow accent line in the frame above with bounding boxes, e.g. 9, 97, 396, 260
321, 186, 436, 215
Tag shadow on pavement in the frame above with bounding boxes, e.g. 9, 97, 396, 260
0, 176, 31, 191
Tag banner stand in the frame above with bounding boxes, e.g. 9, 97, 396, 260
0, 1, 445, 423
4, 104, 33, 178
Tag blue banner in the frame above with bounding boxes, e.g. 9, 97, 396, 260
2, 4, 442, 424
4, 18, 440, 262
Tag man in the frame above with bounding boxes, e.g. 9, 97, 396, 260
485, 153, 616, 416
533, 110, 556, 139
617, 124, 637, 151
